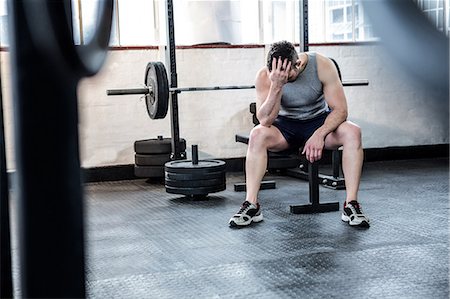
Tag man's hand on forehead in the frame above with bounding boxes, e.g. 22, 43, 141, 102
268, 57, 291, 86
272, 57, 292, 71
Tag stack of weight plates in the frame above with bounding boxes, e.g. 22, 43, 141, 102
165, 159, 226, 197
134, 136, 186, 178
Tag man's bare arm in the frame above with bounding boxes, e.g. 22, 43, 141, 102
302, 54, 348, 162
255, 57, 291, 127
315, 55, 348, 139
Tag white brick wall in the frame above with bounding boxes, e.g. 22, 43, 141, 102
1, 44, 448, 169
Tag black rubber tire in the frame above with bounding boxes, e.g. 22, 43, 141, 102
134, 137, 186, 154
135, 153, 171, 166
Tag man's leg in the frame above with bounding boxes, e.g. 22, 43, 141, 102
229, 124, 288, 227
245, 125, 289, 204
324, 121, 363, 203
325, 121, 369, 227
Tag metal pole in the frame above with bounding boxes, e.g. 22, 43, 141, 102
165, 0, 183, 160
309, 162, 319, 206
299, 0, 309, 52
0, 43, 13, 299
8, 1, 86, 297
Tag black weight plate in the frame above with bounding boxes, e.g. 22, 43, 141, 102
165, 170, 226, 181
145, 62, 169, 120
135, 153, 171, 166
165, 177, 225, 188
165, 159, 226, 174
165, 184, 226, 195
134, 138, 186, 154
134, 165, 164, 178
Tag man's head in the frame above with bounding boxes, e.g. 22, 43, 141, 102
266, 40, 299, 72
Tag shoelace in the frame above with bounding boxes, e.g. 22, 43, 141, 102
238, 201, 252, 214
348, 201, 363, 214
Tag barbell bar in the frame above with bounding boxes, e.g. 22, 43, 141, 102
106, 61, 369, 120
106, 84, 257, 96
107, 79, 369, 96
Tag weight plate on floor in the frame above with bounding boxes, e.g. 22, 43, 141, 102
134, 165, 165, 178
165, 177, 225, 188
135, 153, 171, 166
145, 62, 169, 119
165, 170, 225, 181
134, 137, 186, 154
165, 184, 226, 196
165, 159, 226, 174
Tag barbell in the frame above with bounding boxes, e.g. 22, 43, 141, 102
107, 61, 369, 120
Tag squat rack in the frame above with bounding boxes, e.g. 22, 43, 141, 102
163, 0, 311, 160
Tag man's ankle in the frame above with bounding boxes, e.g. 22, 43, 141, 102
246, 199, 258, 205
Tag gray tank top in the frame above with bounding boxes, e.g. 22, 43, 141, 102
279, 52, 329, 120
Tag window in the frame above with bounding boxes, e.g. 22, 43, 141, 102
0, 0, 382, 48
308, 0, 376, 43
264, 0, 297, 44
72, 0, 157, 46
0, 0, 7, 46
332, 8, 344, 23
414, 0, 449, 35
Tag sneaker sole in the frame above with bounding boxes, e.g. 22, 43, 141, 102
341, 214, 370, 228
229, 214, 263, 227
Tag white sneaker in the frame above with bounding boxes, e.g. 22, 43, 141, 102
341, 201, 370, 227
229, 201, 263, 227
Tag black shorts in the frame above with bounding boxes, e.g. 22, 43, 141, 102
272, 112, 329, 154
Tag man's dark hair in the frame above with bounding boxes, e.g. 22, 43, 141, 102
266, 40, 298, 71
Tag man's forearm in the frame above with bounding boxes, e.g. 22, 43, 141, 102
257, 84, 283, 126
315, 109, 348, 139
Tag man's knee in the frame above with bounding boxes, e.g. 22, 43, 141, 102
343, 122, 362, 147
248, 125, 272, 149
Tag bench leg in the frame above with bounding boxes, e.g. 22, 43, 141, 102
290, 162, 340, 214
332, 149, 341, 178
285, 150, 345, 190
234, 180, 276, 192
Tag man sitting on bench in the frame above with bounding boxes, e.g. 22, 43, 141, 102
229, 41, 370, 228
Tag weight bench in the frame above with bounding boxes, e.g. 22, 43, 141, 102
234, 133, 343, 213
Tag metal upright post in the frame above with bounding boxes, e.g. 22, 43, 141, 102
165, 0, 183, 160
0, 47, 13, 299
309, 162, 319, 206
299, 0, 309, 52
8, 2, 86, 297
8, 0, 112, 296
290, 159, 339, 214
332, 150, 341, 178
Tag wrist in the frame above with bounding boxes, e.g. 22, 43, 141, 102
315, 128, 327, 140
270, 82, 284, 91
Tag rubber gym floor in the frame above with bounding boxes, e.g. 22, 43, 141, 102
10, 157, 449, 298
